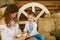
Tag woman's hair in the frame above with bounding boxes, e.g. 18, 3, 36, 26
3, 4, 19, 27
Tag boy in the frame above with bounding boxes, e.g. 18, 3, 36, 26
24, 12, 45, 40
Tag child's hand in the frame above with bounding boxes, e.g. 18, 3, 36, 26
13, 37, 25, 40
26, 34, 30, 38
13, 38, 20, 40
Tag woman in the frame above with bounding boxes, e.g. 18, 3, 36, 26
0, 4, 23, 40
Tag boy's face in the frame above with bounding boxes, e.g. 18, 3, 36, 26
28, 15, 35, 22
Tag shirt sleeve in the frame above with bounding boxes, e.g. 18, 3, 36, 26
0, 26, 13, 40
29, 22, 37, 36
23, 23, 28, 33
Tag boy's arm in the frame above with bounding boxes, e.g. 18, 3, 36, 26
29, 22, 37, 36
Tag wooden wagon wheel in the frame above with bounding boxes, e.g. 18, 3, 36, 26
18, 2, 50, 24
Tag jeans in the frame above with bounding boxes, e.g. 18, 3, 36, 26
31, 34, 45, 40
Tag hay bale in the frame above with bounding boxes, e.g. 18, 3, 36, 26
46, 36, 56, 40
0, 10, 3, 19
51, 13, 60, 30
43, 33, 56, 40
37, 18, 56, 40
38, 18, 55, 33
0, 7, 7, 14
51, 13, 59, 18
53, 18, 60, 30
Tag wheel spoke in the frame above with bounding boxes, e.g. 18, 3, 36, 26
19, 21, 28, 24
22, 11, 28, 17
36, 10, 44, 20
32, 6, 35, 13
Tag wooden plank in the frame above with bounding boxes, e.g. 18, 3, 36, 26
15, 1, 60, 7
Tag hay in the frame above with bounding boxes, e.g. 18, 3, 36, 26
51, 13, 59, 18
37, 17, 56, 40
51, 13, 60, 30
53, 18, 60, 30
38, 18, 55, 33
0, 10, 3, 19
46, 36, 56, 40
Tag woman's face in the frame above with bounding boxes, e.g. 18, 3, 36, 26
11, 12, 17, 20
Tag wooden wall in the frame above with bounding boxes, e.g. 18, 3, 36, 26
15, 1, 60, 13
14, 1, 60, 31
